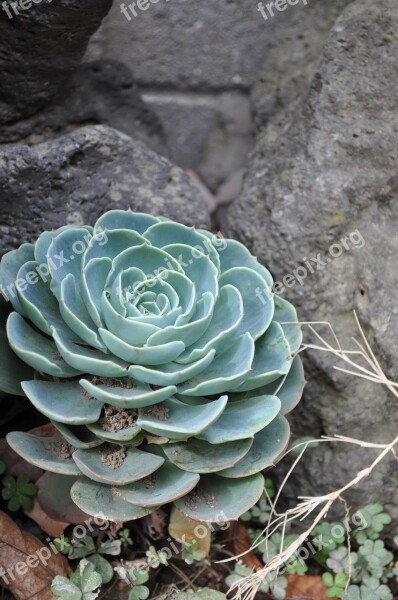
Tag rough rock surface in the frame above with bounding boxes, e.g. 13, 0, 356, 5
225, 0, 398, 518
0, 0, 112, 125
0, 60, 166, 154
0, 125, 210, 255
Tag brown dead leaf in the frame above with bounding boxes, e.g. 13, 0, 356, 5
169, 505, 211, 555
0, 510, 71, 600
25, 497, 70, 538
142, 508, 168, 540
286, 574, 337, 600
221, 521, 263, 570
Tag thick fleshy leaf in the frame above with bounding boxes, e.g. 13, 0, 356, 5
177, 333, 254, 396
81, 257, 112, 327
82, 229, 146, 267
163, 437, 253, 473
273, 295, 302, 354
197, 395, 281, 443
0, 306, 34, 395
143, 222, 220, 271
16, 261, 77, 340
120, 462, 200, 507
175, 473, 264, 522
71, 478, 158, 521
0, 243, 35, 315
22, 380, 103, 425
175, 285, 243, 364
100, 291, 159, 347
72, 447, 164, 485
162, 243, 219, 300
94, 210, 159, 235
51, 422, 103, 449
86, 422, 142, 443
128, 349, 215, 386
217, 416, 290, 477
233, 322, 292, 392
60, 274, 105, 350
79, 378, 176, 409
52, 327, 128, 377
48, 228, 91, 299
7, 313, 81, 377
99, 328, 185, 366
232, 356, 305, 415
219, 267, 274, 340
7, 432, 81, 475
136, 396, 228, 440
218, 239, 273, 288
146, 292, 214, 348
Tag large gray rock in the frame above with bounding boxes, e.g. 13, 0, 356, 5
225, 0, 398, 519
0, 0, 112, 125
0, 60, 166, 155
87, 0, 270, 90
0, 125, 210, 255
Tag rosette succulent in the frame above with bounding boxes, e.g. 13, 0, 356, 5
0, 210, 305, 522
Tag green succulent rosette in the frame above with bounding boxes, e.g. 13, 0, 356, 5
0, 210, 304, 522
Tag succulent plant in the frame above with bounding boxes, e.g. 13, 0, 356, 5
0, 210, 304, 522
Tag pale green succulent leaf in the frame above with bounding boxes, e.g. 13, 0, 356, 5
48, 228, 91, 300
146, 292, 214, 348
98, 327, 185, 365
175, 473, 264, 522
217, 239, 273, 288
72, 447, 164, 486
100, 291, 159, 346
197, 395, 281, 444
71, 478, 159, 521
81, 258, 112, 328
143, 221, 220, 271
163, 437, 253, 473
22, 380, 103, 425
177, 333, 254, 396
60, 274, 106, 351
137, 395, 228, 439
86, 422, 142, 443
120, 461, 200, 507
51, 422, 104, 449
217, 415, 290, 477
7, 432, 81, 475
273, 296, 302, 354
17, 260, 78, 341
0, 243, 35, 315
238, 356, 305, 415
80, 378, 176, 409
128, 348, 215, 387
175, 285, 243, 364
233, 322, 292, 392
94, 209, 159, 235
52, 326, 128, 377
0, 311, 34, 395
219, 267, 274, 340
83, 229, 147, 268
7, 313, 82, 377
162, 243, 219, 299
